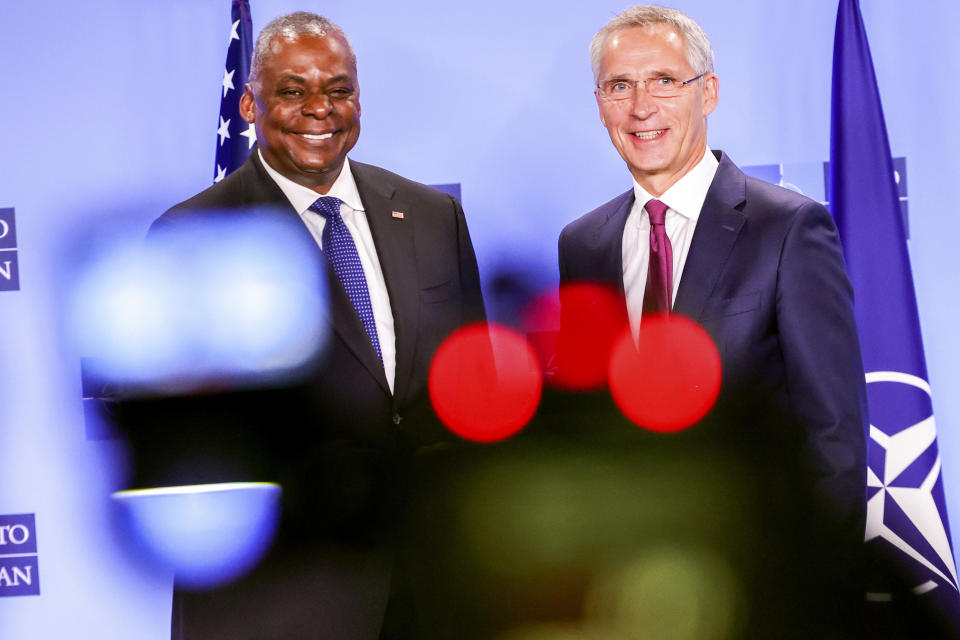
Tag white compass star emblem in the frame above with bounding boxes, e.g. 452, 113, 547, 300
865, 371, 958, 593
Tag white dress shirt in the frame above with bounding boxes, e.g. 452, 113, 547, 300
259, 151, 396, 393
622, 146, 720, 337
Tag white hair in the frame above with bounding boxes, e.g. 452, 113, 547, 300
249, 12, 356, 87
589, 5, 715, 83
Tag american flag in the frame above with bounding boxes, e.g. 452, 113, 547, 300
214, 0, 254, 183
830, 0, 960, 631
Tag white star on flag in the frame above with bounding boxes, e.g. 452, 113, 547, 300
213, 0, 253, 183
222, 68, 235, 98
240, 122, 257, 149
217, 116, 231, 146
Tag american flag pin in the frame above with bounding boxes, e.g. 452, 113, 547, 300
392, 211, 405, 219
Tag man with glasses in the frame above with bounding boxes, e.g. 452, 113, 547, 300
558, 5, 867, 633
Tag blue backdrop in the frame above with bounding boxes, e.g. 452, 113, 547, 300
2, 1, 960, 636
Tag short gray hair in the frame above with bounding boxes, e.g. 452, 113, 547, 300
589, 5, 714, 83
249, 12, 357, 87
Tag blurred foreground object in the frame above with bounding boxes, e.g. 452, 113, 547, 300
67, 211, 328, 393
547, 283, 626, 391
608, 314, 721, 432
400, 405, 867, 640
113, 482, 281, 589
429, 323, 541, 443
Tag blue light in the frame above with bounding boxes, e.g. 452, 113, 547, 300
112, 482, 282, 590
67, 211, 328, 391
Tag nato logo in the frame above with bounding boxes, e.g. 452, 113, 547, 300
0, 208, 20, 292
0, 514, 39, 597
865, 372, 958, 597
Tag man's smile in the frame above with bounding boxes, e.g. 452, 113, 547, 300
298, 132, 333, 141
631, 129, 667, 140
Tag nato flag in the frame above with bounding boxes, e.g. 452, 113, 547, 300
830, 0, 960, 633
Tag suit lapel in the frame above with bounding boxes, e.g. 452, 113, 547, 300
352, 162, 419, 403
595, 190, 635, 299
325, 267, 392, 393
249, 152, 393, 395
244, 153, 325, 249
245, 152, 302, 211
673, 152, 748, 320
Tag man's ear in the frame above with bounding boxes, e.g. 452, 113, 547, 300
701, 73, 719, 117
239, 85, 256, 123
595, 89, 607, 126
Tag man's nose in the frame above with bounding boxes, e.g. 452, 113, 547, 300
302, 93, 333, 118
630, 83, 658, 118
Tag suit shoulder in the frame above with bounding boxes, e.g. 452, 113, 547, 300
351, 161, 458, 209
560, 189, 633, 242
154, 157, 286, 232
161, 162, 255, 220
740, 175, 837, 235
743, 175, 826, 215
170, 173, 248, 213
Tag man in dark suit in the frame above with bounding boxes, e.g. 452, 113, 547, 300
558, 6, 868, 635
135, 11, 484, 640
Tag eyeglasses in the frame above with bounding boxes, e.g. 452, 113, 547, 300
597, 73, 707, 101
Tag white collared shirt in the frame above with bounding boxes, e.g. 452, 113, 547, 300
622, 146, 720, 337
259, 151, 396, 393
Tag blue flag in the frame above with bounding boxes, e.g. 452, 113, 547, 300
830, 0, 960, 627
214, 0, 254, 183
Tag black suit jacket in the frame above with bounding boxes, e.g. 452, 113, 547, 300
152, 152, 485, 449
132, 152, 485, 640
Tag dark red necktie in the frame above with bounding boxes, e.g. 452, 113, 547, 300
642, 198, 673, 316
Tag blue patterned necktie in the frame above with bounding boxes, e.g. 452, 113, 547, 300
309, 196, 383, 362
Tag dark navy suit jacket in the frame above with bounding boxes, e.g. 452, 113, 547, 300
559, 150, 867, 535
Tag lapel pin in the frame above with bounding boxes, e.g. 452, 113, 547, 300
392, 210, 405, 220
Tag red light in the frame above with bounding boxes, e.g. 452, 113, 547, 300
608, 314, 722, 432
520, 288, 561, 378
550, 283, 627, 390
429, 323, 542, 443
